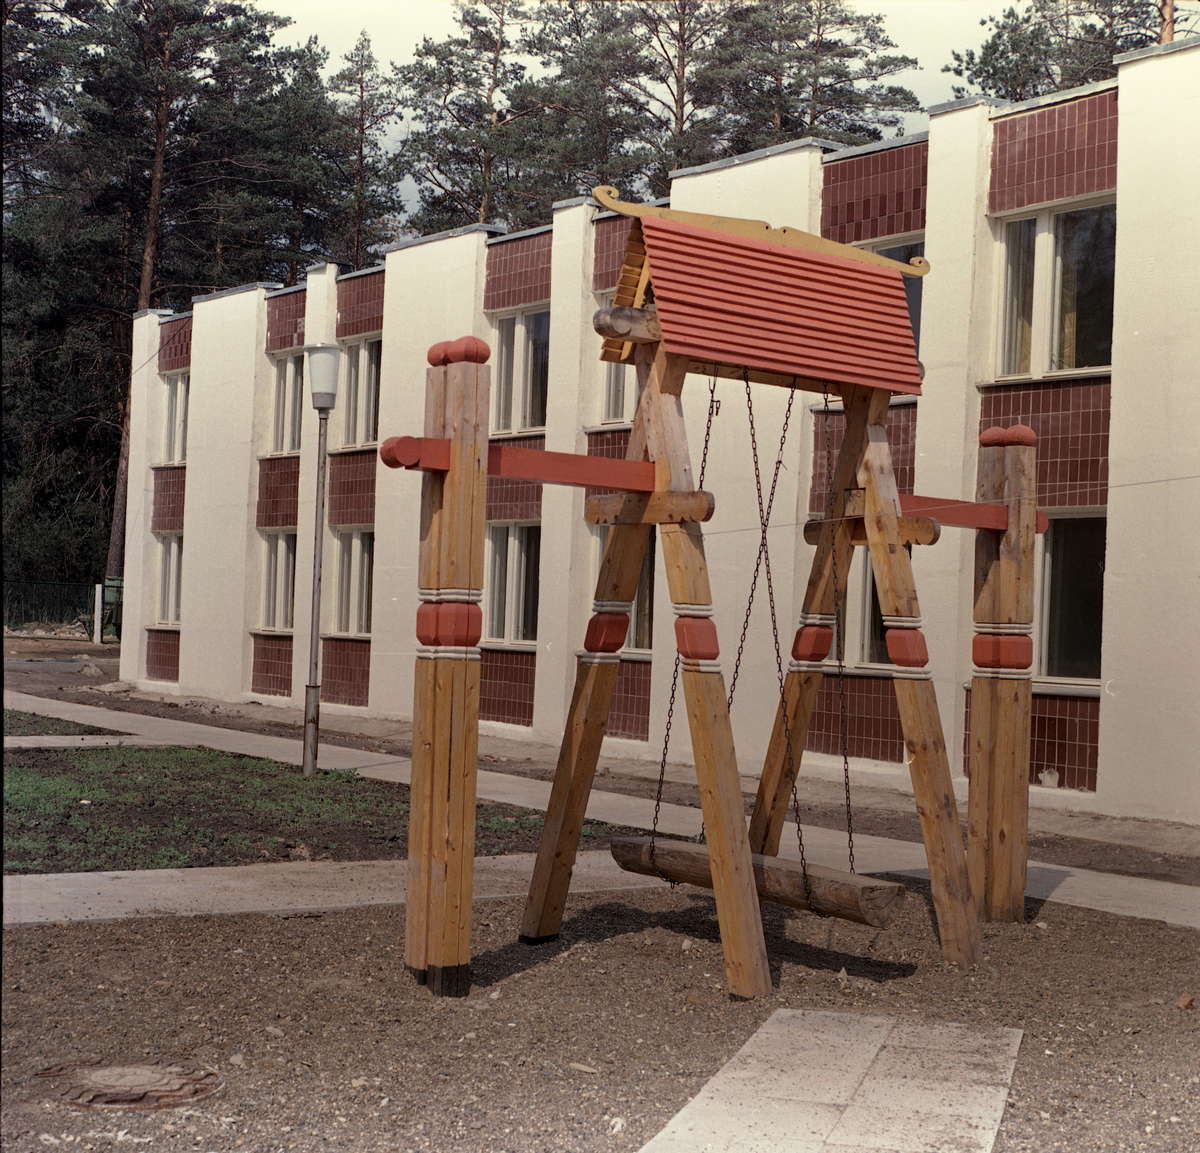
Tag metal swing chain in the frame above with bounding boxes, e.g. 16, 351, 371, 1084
822, 387, 857, 874
737, 372, 818, 911
649, 374, 720, 876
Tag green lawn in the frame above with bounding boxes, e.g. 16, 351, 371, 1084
3, 745, 633, 874
3, 709, 121, 737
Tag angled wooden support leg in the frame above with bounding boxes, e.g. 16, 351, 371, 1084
857, 393, 981, 968
967, 426, 1037, 921
519, 368, 654, 945
519, 523, 650, 943
644, 345, 772, 999
749, 384, 874, 857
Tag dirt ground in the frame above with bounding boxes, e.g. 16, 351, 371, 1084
5, 645, 1197, 887
2, 884, 1198, 1153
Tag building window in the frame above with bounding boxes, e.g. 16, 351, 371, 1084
157, 534, 183, 624
262, 531, 297, 630
1041, 514, 1106, 680
594, 525, 654, 650
162, 372, 189, 464
872, 238, 924, 351
1000, 202, 1115, 378
861, 567, 888, 665
272, 354, 304, 453
493, 309, 550, 432
341, 338, 382, 447
334, 529, 374, 635
485, 522, 540, 642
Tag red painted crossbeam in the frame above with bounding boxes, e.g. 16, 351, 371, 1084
901, 495, 1048, 534
380, 435, 656, 493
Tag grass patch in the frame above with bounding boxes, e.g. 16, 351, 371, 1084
3, 746, 638, 874
3, 709, 120, 737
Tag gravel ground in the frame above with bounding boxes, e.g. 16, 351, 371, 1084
3, 883, 1197, 1153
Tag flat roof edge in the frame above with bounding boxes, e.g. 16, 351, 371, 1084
191, 282, 282, 304
1115, 35, 1199, 65
823, 132, 929, 163
990, 78, 1118, 118
158, 311, 193, 324
265, 283, 307, 299
928, 94, 1008, 117
487, 223, 552, 245
336, 264, 385, 281
384, 223, 507, 253
670, 137, 841, 179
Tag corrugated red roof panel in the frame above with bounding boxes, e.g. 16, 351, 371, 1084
641, 217, 922, 395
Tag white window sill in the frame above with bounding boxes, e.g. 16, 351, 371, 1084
980, 368, 1112, 389
489, 428, 547, 440
320, 632, 372, 642
148, 623, 181, 631
481, 640, 538, 651
583, 421, 634, 434
329, 443, 379, 455
1032, 678, 1102, 698
619, 650, 652, 662
250, 628, 294, 638
151, 461, 187, 469
257, 450, 301, 462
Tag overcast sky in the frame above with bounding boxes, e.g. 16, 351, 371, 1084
272, 0, 1000, 125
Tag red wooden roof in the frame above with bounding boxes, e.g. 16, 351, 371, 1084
641, 217, 922, 395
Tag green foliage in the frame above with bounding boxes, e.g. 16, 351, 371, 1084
2, 710, 118, 737
945, 1, 1179, 101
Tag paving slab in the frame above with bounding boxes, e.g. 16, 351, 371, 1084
6, 690, 1199, 931
2, 849, 659, 927
638, 1009, 1021, 1153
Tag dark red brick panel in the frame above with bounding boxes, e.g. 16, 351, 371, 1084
158, 317, 192, 372
321, 637, 370, 706
151, 466, 186, 532
807, 674, 904, 763
821, 142, 928, 245
980, 379, 1109, 507
266, 290, 306, 353
487, 435, 545, 520
256, 456, 300, 528
484, 232, 553, 311
593, 216, 635, 292
252, 633, 293, 696
480, 648, 536, 726
989, 90, 1117, 214
585, 428, 632, 498
336, 271, 385, 339
810, 405, 916, 514
609, 658, 651, 741
327, 449, 377, 526
964, 690, 1098, 791
146, 629, 180, 681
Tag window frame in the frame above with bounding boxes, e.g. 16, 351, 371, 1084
161, 371, 190, 465
156, 533, 183, 625
863, 232, 925, 354
260, 529, 298, 632
592, 524, 655, 653
490, 307, 551, 434
594, 291, 638, 426
994, 196, 1116, 382
484, 521, 541, 645
339, 336, 383, 448
270, 353, 304, 455
331, 527, 375, 637
1036, 508, 1107, 685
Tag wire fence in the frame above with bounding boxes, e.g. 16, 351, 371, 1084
2, 579, 123, 639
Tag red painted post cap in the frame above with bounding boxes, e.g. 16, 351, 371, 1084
427, 336, 491, 366
379, 435, 422, 469
979, 426, 1007, 447
1003, 424, 1037, 446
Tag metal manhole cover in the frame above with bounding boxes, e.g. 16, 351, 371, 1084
36, 1059, 223, 1109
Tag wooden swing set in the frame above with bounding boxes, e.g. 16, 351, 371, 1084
380, 187, 1043, 998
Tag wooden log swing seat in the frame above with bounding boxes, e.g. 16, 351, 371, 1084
381, 186, 1042, 999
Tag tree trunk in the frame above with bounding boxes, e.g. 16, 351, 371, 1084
109, 89, 170, 579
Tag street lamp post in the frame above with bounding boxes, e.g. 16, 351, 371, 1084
302, 343, 341, 777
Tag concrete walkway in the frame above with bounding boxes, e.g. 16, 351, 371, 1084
6, 690, 1200, 931
639, 1010, 1022, 1153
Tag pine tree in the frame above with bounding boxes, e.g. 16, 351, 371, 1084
945, 1, 1184, 101
328, 31, 403, 268
700, 0, 919, 153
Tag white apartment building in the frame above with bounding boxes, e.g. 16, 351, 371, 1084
122, 39, 1200, 825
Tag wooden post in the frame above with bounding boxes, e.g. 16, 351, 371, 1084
642, 344, 773, 999
405, 337, 490, 996
856, 390, 981, 968
967, 425, 1037, 922
748, 385, 874, 857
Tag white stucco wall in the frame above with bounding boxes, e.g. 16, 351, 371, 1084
1099, 41, 1200, 823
